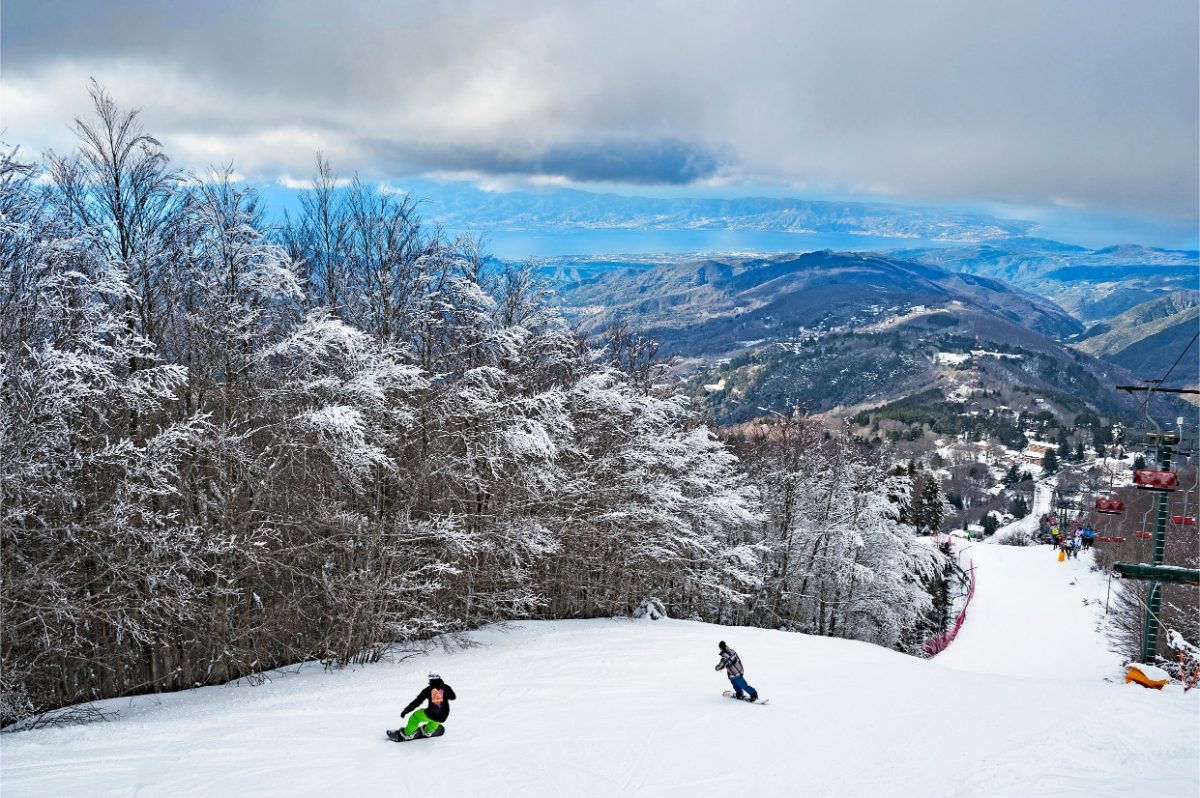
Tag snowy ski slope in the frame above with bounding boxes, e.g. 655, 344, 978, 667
2, 544, 1197, 797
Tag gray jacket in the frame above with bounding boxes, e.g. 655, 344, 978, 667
715, 647, 745, 678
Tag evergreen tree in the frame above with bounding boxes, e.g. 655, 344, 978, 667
917, 477, 945, 534
1010, 495, 1030, 519
1042, 448, 1058, 474
981, 513, 999, 536
928, 537, 959, 638
1074, 441, 1086, 462
1134, 454, 1147, 470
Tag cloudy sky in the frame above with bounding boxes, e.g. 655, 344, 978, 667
3, 0, 1197, 242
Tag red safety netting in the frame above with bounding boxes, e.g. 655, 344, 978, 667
924, 549, 976, 658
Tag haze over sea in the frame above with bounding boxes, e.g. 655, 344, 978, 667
448, 228, 966, 260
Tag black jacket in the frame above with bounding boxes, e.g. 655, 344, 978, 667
403, 679, 456, 723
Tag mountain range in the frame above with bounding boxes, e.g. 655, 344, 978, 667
398, 181, 1197, 400
404, 180, 1035, 241
543, 250, 1166, 425
1074, 292, 1199, 383
890, 238, 1198, 386
891, 238, 1198, 323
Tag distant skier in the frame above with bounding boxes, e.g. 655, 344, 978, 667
715, 641, 758, 702
388, 672, 456, 741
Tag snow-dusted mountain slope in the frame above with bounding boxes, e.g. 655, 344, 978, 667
2, 546, 1196, 798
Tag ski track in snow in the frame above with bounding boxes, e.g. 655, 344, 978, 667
2, 544, 1197, 798
934, 542, 1115, 678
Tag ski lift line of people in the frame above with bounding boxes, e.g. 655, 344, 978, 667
1087, 511, 1197, 544
1046, 442, 1196, 548
1036, 514, 1095, 551
1033, 513, 1190, 549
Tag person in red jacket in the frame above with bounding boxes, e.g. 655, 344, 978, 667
387, 672, 456, 741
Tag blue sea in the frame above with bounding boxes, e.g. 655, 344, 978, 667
446, 228, 964, 261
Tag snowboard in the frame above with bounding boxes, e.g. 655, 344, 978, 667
387, 727, 446, 742
722, 690, 769, 705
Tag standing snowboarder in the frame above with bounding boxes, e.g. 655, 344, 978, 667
388, 672, 456, 741
715, 641, 758, 702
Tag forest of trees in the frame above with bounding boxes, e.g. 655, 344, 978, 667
0, 86, 951, 725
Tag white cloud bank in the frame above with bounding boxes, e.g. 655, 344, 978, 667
2, 0, 1196, 226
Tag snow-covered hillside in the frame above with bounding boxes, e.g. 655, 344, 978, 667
2, 545, 1196, 798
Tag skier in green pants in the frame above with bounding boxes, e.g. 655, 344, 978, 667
388, 673, 456, 741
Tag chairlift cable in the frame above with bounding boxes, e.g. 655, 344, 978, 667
1157, 330, 1199, 387
1129, 330, 1199, 429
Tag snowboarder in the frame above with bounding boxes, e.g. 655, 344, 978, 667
388, 672, 456, 741
715, 641, 758, 702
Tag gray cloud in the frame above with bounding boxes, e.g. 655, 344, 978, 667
364, 138, 724, 184
2, 0, 1196, 226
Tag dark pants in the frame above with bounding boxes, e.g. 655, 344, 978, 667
729, 674, 757, 699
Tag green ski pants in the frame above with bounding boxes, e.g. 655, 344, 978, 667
403, 709, 442, 736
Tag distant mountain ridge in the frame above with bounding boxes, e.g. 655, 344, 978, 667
891, 238, 1199, 323
405, 180, 1035, 241
548, 250, 1083, 347
1074, 292, 1199, 386
544, 251, 1153, 424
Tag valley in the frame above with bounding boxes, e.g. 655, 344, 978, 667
541, 245, 1197, 538
543, 248, 1188, 424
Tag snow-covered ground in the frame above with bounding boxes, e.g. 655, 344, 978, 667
935, 543, 1118, 679
2, 545, 1197, 797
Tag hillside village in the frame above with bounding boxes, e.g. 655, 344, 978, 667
846, 343, 1157, 536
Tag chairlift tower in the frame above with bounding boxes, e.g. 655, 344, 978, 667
1113, 385, 1200, 662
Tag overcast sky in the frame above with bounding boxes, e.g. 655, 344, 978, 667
3, 0, 1197, 239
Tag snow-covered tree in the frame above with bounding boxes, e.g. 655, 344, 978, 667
730, 420, 946, 652
916, 475, 946, 534
1, 146, 210, 720
0, 86, 977, 724
543, 370, 759, 620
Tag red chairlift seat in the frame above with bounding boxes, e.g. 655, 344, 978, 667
1095, 498, 1125, 514
1171, 515, 1197, 526
1134, 469, 1178, 491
